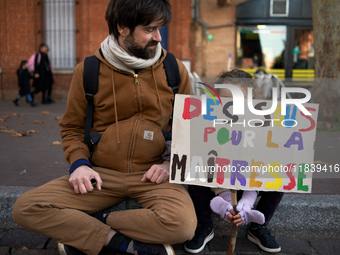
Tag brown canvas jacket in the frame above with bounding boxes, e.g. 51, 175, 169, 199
59, 48, 190, 173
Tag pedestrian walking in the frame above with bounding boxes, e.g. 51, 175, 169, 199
31, 43, 54, 104
13, 60, 36, 107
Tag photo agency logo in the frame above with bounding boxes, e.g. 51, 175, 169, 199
196, 82, 312, 128
172, 82, 318, 193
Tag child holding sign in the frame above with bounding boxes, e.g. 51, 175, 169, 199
210, 188, 264, 226
210, 70, 264, 226
184, 69, 283, 254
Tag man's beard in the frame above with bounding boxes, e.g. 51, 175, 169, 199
124, 34, 158, 59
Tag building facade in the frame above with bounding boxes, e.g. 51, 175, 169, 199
0, 0, 313, 101
192, 0, 314, 84
235, 0, 314, 84
0, 0, 192, 100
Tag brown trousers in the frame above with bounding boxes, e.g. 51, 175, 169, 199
12, 167, 197, 255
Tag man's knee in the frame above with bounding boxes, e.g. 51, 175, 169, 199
164, 188, 198, 242
12, 191, 35, 228
173, 216, 197, 242
161, 208, 197, 243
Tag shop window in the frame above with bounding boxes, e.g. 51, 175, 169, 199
236, 25, 286, 73
44, 0, 76, 69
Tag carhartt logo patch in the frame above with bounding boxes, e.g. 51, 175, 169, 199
143, 130, 154, 141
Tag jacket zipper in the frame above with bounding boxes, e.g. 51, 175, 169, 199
134, 74, 139, 84
133, 73, 143, 112
128, 116, 140, 173
129, 73, 142, 172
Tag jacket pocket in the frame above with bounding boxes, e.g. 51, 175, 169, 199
131, 121, 166, 172
91, 118, 136, 172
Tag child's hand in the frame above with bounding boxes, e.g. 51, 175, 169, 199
226, 209, 236, 223
231, 214, 244, 226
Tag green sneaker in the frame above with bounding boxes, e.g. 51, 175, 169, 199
247, 223, 281, 253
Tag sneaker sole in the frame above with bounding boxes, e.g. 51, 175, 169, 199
247, 232, 281, 253
58, 243, 67, 255
164, 244, 175, 255
60, 242, 174, 255
57, 243, 86, 255
184, 230, 215, 254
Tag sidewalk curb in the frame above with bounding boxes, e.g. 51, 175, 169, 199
1, 186, 340, 239
0, 186, 32, 229
212, 193, 340, 239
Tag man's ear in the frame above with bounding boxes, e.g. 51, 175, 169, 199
117, 24, 129, 37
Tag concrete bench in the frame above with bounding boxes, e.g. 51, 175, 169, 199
1, 186, 340, 239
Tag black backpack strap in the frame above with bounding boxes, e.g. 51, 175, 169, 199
83, 56, 100, 149
82, 53, 180, 145
162, 52, 181, 139
163, 52, 181, 94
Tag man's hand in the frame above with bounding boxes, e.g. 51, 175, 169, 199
141, 161, 170, 184
69, 165, 102, 194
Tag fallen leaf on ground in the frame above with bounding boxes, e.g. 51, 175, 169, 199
12, 132, 25, 137
15, 246, 28, 250
20, 170, 27, 175
34, 120, 44, 124
52, 141, 62, 145
16, 122, 25, 125
0, 125, 7, 129
1, 129, 37, 137
12, 113, 25, 117
41, 111, 50, 115
0, 129, 17, 134
0, 115, 10, 122
55, 116, 62, 120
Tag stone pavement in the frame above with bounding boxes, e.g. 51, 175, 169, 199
1, 228, 340, 255
1, 99, 340, 254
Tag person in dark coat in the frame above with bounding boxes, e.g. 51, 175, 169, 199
31, 43, 54, 104
13, 60, 36, 107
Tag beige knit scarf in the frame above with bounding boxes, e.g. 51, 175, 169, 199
100, 35, 162, 74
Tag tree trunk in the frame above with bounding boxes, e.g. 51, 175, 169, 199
312, 0, 340, 126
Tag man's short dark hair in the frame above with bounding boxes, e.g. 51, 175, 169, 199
106, 0, 172, 39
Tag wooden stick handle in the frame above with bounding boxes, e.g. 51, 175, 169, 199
227, 189, 238, 255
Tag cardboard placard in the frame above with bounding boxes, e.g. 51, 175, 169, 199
170, 94, 319, 193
